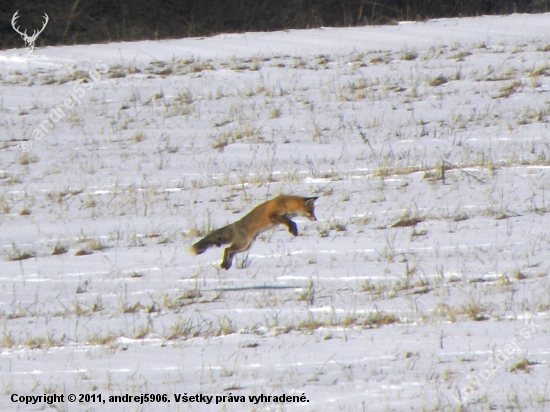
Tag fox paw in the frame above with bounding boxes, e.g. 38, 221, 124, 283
289, 224, 298, 236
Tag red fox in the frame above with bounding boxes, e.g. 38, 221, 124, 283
190, 195, 318, 269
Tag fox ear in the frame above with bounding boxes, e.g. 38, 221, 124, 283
305, 196, 318, 204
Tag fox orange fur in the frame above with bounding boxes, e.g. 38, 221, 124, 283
190, 195, 318, 269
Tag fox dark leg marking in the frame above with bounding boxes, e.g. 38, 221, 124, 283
221, 252, 232, 270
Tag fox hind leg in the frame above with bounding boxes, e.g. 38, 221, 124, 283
221, 248, 234, 270
221, 240, 253, 270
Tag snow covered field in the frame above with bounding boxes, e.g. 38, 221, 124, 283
1, 12, 550, 411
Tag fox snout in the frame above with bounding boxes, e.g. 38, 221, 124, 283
304, 196, 318, 221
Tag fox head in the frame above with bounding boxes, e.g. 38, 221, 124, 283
303, 196, 318, 221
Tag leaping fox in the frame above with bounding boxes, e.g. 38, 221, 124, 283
190, 195, 318, 269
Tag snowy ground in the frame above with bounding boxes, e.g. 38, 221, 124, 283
1, 12, 550, 411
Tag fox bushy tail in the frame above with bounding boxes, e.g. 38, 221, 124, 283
190, 225, 233, 255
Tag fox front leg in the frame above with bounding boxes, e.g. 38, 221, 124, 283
271, 214, 298, 236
